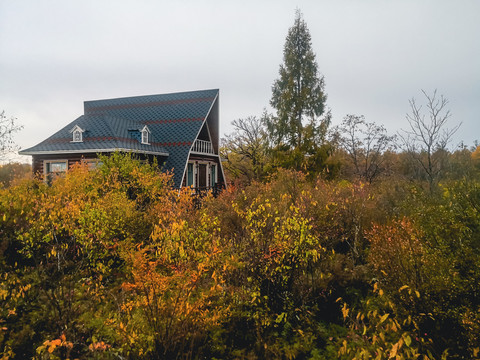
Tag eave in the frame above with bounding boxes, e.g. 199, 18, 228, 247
19, 148, 169, 157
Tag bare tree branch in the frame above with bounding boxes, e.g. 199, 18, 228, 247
398, 90, 461, 191
0, 110, 23, 162
336, 114, 396, 183
221, 115, 268, 182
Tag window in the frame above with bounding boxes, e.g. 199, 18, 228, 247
141, 130, 148, 144
82, 159, 103, 170
187, 163, 194, 186
44, 160, 67, 184
211, 164, 216, 187
141, 126, 150, 145
70, 125, 84, 142
185, 161, 217, 189
73, 129, 82, 142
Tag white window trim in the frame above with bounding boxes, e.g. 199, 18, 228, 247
141, 125, 151, 145
72, 130, 82, 142
70, 125, 85, 143
188, 160, 216, 188
186, 162, 194, 187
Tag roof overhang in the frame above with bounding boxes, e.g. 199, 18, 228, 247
19, 148, 169, 157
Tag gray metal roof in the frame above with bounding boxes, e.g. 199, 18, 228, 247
20, 89, 220, 187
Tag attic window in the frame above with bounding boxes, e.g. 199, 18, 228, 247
141, 125, 151, 145
70, 125, 84, 143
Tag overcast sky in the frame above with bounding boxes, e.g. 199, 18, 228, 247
1, 0, 479, 162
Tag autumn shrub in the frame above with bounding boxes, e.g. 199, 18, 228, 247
0, 153, 177, 358
199, 169, 383, 358
334, 283, 445, 360
367, 180, 480, 358
2, 152, 480, 359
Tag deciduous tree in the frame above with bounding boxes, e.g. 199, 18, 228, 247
399, 90, 460, 191
336, 114, 396, 183
0, 111, 23, 162
221, 115, 268, 182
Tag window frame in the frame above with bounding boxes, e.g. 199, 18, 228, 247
81, 159, 103, 170
185, 160, 218, 189
70, 125, 84, 143
141, 126, 151, 145
44, 159, 68, 184
72, 129, 83, 142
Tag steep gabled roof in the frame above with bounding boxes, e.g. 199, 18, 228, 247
20, 89, 220, 187
83, 89, 219, 186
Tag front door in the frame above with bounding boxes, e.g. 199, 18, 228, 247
198, 164, 207, 188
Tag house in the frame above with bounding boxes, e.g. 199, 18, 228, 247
19, 89, 226, 192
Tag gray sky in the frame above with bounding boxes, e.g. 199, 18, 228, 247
1, 0, 479, 162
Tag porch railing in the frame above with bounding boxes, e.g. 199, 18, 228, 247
191, 183, 225, 208
191, 139, 214, 154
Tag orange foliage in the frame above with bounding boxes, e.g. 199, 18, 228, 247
368, 218, 425, 290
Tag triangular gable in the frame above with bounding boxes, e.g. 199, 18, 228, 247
69, 124, 85, 134
178, 93, 227, 189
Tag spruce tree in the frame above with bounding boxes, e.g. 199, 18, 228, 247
269, 10, 327, 150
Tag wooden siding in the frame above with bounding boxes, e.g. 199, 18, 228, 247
32, 153, 99, 177
32, 153, 168, 179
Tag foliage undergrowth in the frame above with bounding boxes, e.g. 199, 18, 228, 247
1, 154, 479, 359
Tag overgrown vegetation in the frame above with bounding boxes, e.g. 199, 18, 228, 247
1, 150, 479, 359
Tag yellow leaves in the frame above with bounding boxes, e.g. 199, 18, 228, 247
379, 313, 389, 325
389, 341, 399, 358
379, 331, 386, 342
342, 303, 350, 320
404, 335, 412, 347
275, 312, 287, 323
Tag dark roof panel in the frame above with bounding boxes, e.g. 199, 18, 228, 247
20, 114, 168, 155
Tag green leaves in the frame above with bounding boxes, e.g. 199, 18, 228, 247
1, 152, 479, 358
269, 10, 328, 154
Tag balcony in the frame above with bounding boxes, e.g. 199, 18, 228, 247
191, 139, 214, 154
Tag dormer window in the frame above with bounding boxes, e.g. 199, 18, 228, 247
70, 125, 84, 143
141, 125, 151, 145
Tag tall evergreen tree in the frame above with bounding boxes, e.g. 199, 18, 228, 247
269, 10, 328, 150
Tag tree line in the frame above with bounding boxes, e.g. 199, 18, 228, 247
222, 11, 469, 194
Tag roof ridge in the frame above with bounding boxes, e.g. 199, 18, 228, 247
85, 88, 218, 104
